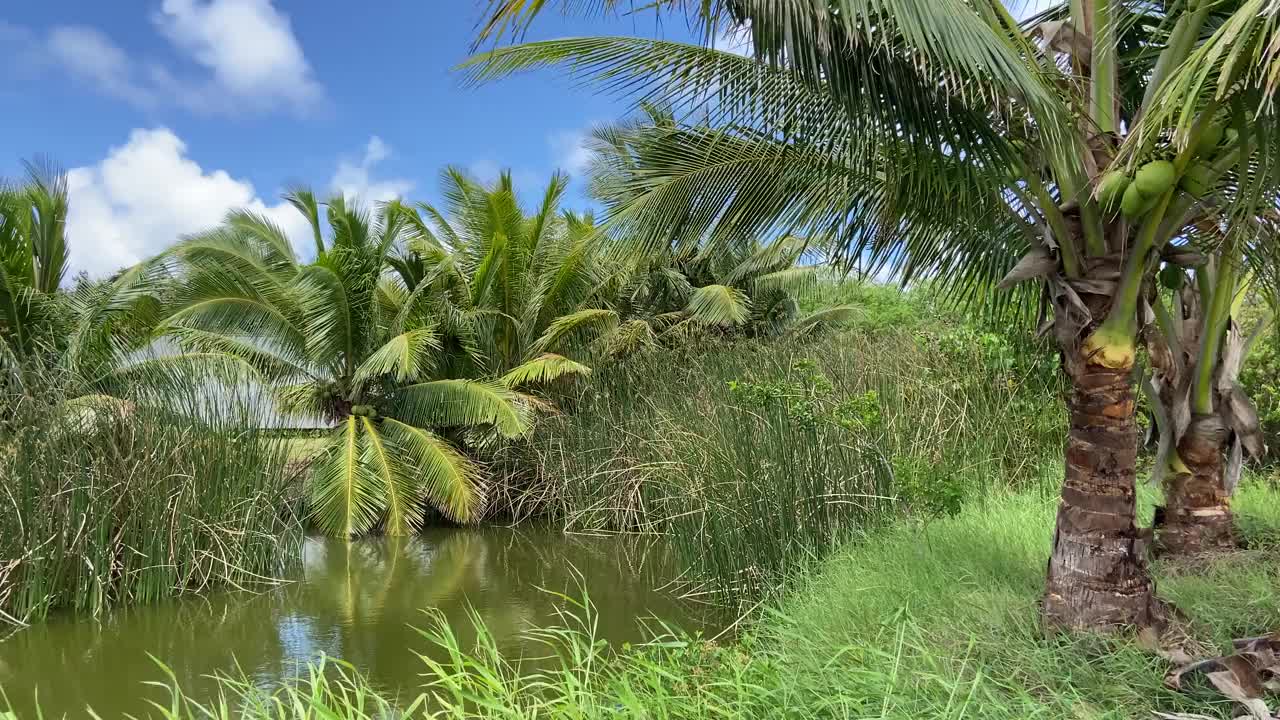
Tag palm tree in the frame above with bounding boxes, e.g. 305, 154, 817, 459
161, 194, 533, 537
0, 161, 70, 369
0, 163, 182, 414
1145, 231, 1277, 556
400, 168, 610, 388
466, 0, 1280, 630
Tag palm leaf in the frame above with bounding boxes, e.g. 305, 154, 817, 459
309, 416, 386, 537
353, 327, 441, 387
531, 308, 619, 353
382, 418, 484, 524
393, 378, 530, 438
359, 417, 424, 536
787, 304, 861, 335
499, 352, 592, 387
686, 284, 751, 326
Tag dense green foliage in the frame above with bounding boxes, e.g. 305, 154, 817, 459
493, 290, 1064, 603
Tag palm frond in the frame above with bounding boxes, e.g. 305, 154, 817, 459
531, 307, 619, 353
382, 418, 484, 524
359, 417, 424, 536
309, 416, 386, 537
787, 304, 860, 335
499, 352, 592, 387
393, 378, 530, 438
353, 327, 441, 387
686, 284, 751, 326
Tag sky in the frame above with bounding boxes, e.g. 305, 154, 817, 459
0, 1, 709, 277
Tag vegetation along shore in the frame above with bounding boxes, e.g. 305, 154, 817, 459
3, 0, 1280, 717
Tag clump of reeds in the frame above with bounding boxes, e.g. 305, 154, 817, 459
0, 367, 303, 626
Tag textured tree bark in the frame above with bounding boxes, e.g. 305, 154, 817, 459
1042, 359, 1157, 631
1156, 414, 1235, 556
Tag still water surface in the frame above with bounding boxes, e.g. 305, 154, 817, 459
0, 527, 713, 718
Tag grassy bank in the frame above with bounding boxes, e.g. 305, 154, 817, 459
42, 476, 1280, 719
0, 377, 303, 627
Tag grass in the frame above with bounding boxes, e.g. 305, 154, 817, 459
498, 308, 1066, 605
33, 476, 1280, 719
0, 373, 304, 627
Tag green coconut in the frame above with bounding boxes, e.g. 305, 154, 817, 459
1096, 171, 1132, 213
1180, 162, 1214, 197
1120, 182, 1148, 220
1134, 160, 1176, 197
1195, 121, 1225, 157
1159, 264, 1185, 290
351, 404, 374, 417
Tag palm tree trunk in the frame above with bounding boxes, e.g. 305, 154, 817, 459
1156, 414, 1235, 556
1042, 358, 1157, 630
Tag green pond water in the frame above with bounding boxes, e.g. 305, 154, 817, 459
0, 527, 715, 718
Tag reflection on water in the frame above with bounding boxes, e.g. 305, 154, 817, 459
0, 527, 712, 718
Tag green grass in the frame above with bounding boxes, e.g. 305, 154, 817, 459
38, 479, 1280, 719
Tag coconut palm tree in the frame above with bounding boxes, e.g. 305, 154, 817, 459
466, 0, 1280, 630
161, 194, 533, 537
400, 168, 610, 388
0, 161, 70, 368
0, 163, 189, 415
1144, 227, 1278, 556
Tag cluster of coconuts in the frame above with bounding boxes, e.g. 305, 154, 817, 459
351, 404, 379, 418
1095, 122, 1238, 220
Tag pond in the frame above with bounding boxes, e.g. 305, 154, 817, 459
0, 527, 717, 718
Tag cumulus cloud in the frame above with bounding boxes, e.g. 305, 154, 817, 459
6, 0, 322, 115
65, 130, 417, 277
66, 128, 311, 276
152, 0, 323, 112
330, 136, 414, 206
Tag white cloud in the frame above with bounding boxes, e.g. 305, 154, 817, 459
6, 0, 322, 115
66, 128, 311, 276
547, 128, 594, 176
329, 136, 414, 205
46, 26, 159, 109
152, 0, 322, 112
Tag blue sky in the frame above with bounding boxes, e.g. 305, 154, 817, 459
0, 1, 702, 275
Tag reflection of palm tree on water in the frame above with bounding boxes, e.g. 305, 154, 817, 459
300, 532, 539, 680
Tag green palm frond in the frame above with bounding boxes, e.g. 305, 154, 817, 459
286, 187, 327, 257
359, 417, 425, 536
382, 418, 483, 524
273, 382, 328, 419
353, 327, 441, 387
787, 305, 861, 336
499, 352, 592, 388
722, 237, 807, 286
310, 416, 386, 537
169, 327, 312, 382
393, 378, 530, 438
99, 352, 263, 401
225, 210, 299, 269
750, 266, 821, 298
531, 308, 619, 353
686, 284, 751, 327
22, 158, 70, 294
